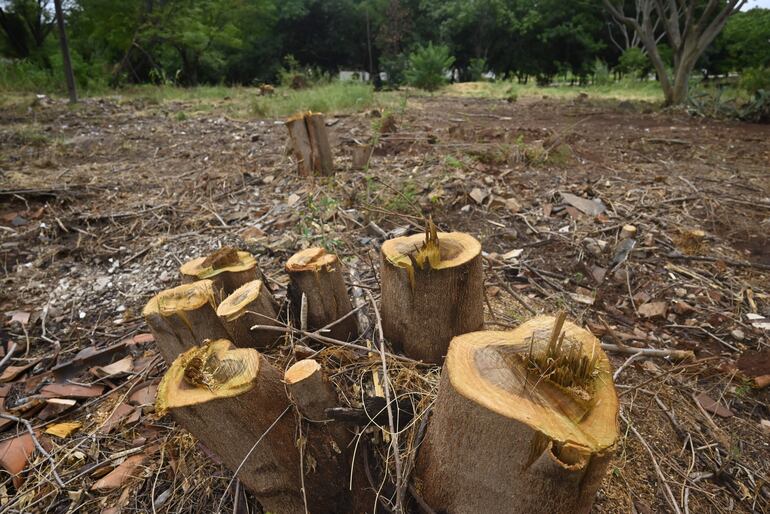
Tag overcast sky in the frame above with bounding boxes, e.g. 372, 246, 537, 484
744, 0, 770, 9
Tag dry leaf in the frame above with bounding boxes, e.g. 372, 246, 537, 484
37, 398, 77, 421
637, 301, 667, 319
90, 356, 134, 378
469, 188, 487, 205
129, 383, 159, 407
7, 311, 30, 325
45, 421, 82, 438
560, 192, 606, 216
695, 393, 733, 418
91, 454, 147, 491
0, 433, 36, 488
100, 404, 138, 434
41, 383, 105, 399
0, 362, 38, 383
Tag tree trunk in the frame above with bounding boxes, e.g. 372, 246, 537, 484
380, 230, 483, 364
53, 0, 77, 104
285, 112, 334, 176
415, 316, 619, 514
156, 340, 364, 514
216, 279, 281, 349
180, 248, 265, 303
143, 280, 230, 364
285, 247, 358, 341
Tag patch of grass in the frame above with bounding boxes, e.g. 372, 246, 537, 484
252, 82, 374, 117
3, 126, 50, 146
446, 79, 664, 103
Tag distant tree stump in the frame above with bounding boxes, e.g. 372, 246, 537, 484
143, 280, 230, 364
351, 144, 372, 169
216, 280, 281, 349
180, 248, 265, 302
380, 227, 483, 363
415, 316, 619, 514
285, 247, 358, 341
285, 112, 333, 176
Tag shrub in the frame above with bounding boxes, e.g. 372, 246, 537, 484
468, 57, 487, 81
593, 59, 611, 86
618, 48, 649, 79
405, 43, 455, 91
380, 53, 409, 87
740, 66, 770, 95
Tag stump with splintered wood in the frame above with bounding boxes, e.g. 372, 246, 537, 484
286, 247, 358, 341
286, 111, 334, 176
216, 280, 281, 349
143, 280, 230, 364
380, 225, 483, 364
180, 248, 265, 302
156, 340, 362, 514
415, 315, 619, 514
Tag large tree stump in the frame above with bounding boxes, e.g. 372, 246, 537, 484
415, 316, 619, 514
143, 280, 230, 364
286, 112, 333, 176
216, 280, 281, 349
156, 340, 358, 514
179, 248, 264, 302
380, 227, 483, 364
285, 247, 358, 341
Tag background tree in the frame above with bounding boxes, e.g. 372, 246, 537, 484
603, 0, 747, 105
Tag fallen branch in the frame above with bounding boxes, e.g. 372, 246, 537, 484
600, 343, 694, 361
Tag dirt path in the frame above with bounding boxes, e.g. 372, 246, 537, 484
1, 92, 769, 513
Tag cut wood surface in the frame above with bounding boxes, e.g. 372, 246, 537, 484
415, 316, 619, 514
216, 279, 280, 349
285, 112, 333, 176
142, 280, 229, 364
284, 359, 338, 422
156, 340, 355, 514
380, 228, 483, 364
179, 248, 263, 302
286, 247, 358, 341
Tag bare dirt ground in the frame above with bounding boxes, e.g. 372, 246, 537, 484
1, 90, 770, 513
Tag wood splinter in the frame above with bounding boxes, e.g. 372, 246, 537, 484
143, 279, 229, 364
180, 247, 266, 302
286, 247, 358, 341
380, 223, 483, 364
216, 280, 281, 349
415, 316, 619, 514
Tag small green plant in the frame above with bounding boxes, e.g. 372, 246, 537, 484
175, 111, 188, 121
468, 57, 488, 81
444, 154, 463, 168
593, 59, 611, 86
617, 48, 650, 79
405, 43, 455, 92
740, 66, 770, 95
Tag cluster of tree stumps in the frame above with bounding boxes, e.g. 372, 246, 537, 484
146, 229, 619, 514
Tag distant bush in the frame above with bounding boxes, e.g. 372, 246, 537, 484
405, 43, 455, 91
593, 59, 611, 86
618, 48, 649, 79
381, 53, 409, 87
468, 57, 487, 81
740, 66, 770, 95
0, 59, 58, 92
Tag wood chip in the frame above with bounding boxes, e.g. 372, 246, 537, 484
41, 383, 105, 399
45, 421, 82, 438
0, 433, 36, 487
560, 192, 606, 216
694, 392, 733, 418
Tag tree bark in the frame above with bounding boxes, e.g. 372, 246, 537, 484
216, 280, 281, 349
415, 316, 619, 514
351, 144, 372, 170
380, 231, 483, 364
143, 280, 230, 364
285, 112, 334, 176
284, 359, 339, 422
285, 247, 358, 342
156, 340, 361, 514
53, 0, 77, 104
180, 248, 265, 303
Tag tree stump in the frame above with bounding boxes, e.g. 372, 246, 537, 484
286, 112, 333, 176
380, 227, 483, 364
156, 340, 359, 514
216, 280, 281, 349
284, 359, 338, 422
415, 316, 619, 514
143, 280, 230, 364
179, 248, 264, 302
285, 247, 358, 341
351, 144, 372, 170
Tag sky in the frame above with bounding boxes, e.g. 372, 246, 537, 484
744, 0, 770, 9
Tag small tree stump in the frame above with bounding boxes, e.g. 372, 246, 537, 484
156, 340, 359, 514
143, 280, 230, 364
285, 112, 333, 176
415, 316, 619, 514
284, 359, 338, 422
216, 280, 281, 349
285, 247, 358, 341
179, 248, 264, 302
351, 144, 372, 169
380, 229, 483, 364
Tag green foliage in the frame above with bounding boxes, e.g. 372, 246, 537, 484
468, 57, 487, 81
740, 67, 770, 95
0, 59, 57, 92
592, 59, 610, 86
720, 9, 770, 71
617, 48, 649, 79
252, 81, 374, 117
380, 53, 409, 87
405, 43, 454, 91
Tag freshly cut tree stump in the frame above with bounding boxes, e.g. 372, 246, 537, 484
179, 248, 264, 302
285, 112, 334, 176
285, 247, 358, 341
380, 227, 483, 364
156, 340, 355, 514
143, 280, 230, 364
284, 359, 338, 422
415, 316, 619, 514
216, 280, 281, 349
